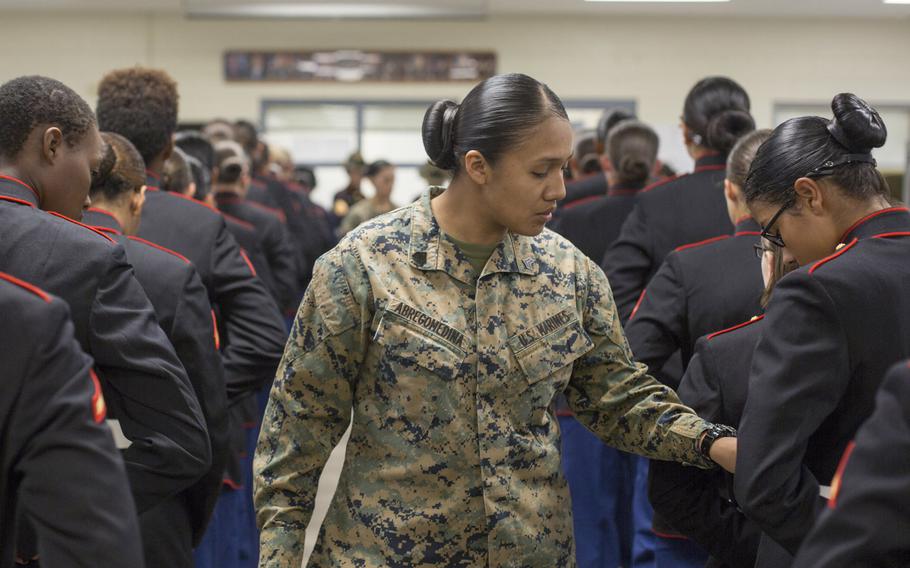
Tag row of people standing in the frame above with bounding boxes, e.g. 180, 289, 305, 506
553, 75, 910, 567
0, 66, 343, 568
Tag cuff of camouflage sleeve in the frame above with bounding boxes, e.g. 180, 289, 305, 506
258, 524, 307, 568
668, 414, 715, 469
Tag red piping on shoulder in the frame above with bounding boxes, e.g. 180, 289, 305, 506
0, 272, 51, 302
651, 530, 689, 541
640, 174, 679, 194
675, 234, 730, 252
734, 231, 762, 237
89, 369, 107, 423
47, 212, 115, 244
708, 315, 765, 341
809, 239, 858, 275
872, 231, 910, 240
126, 236, 192, 264
629, 289, 647, 320
211, 310, 221, 350
247, 200, 287, 223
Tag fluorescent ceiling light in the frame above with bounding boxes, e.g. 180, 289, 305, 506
186, 1, 487, 19
585, 0, 729, 3
883, 0, 910, 4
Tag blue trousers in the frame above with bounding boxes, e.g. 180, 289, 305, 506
560, 416, 635, 568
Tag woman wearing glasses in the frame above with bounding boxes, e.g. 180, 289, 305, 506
733, 93, 910, 567
648, 237, 798, 568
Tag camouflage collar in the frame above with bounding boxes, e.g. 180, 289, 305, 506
409, 187, 539, 283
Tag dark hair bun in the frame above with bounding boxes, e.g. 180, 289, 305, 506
706, 109, 756, 155
829, 93, 887, 153
618, 155, 650, 183
91, 140, 118, 191
422, 99, 459, 171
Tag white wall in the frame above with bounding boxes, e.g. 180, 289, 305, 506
2, 12, 908, 124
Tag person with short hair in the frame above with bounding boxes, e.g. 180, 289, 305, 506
255, 73, 735, 568
0, 74, 210, 563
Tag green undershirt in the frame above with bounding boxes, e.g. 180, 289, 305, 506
446, 234, 498, 276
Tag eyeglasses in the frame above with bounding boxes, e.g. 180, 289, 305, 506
753, 242, 778, 259
760, 202, 791, 248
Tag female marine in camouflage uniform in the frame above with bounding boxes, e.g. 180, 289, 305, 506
255, 73, 735, 568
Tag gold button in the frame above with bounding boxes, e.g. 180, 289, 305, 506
750, 315, 760, 321
835, 243, 846, 251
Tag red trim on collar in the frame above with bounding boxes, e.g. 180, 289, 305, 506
0, 272, 51, 302
692, 164, 726, 174
127, 236, 191, 264
675, 234, 730, 252
827, 440, 856, 509
708, 315, 764, 341
223, 212, 256, 231
47, 211, 116, 244
734, 231, 762, 237
0, 174, 40, 201
93, 226, 122, 236
734, 214, 753, 225
562, 194, 602, 210
809, 238, 858, 275
87, 206, 118, 219
838, 207, 910, 242
145, 169, 161, 182
0, 195, 36, 208
89, 369, 107, 423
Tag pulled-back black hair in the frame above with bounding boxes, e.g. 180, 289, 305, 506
0, 75, 96, 159
96, 67, 179, 165
176, 130, 215, 171
185, 154, 210, 200
422, 73, 568, 174
745, 93, 888, 206
597, 107, 636, 147
91, 131, 145, 202
606, 120, 659, 189
214, 140, 248, 185
233, 120, 258, 154
683, 76, 755, 155
162, 147, 193, 194
726, 129, 772, 188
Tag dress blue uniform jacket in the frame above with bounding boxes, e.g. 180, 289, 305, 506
603, 154, 732, 323
793, 359, 910, 567
0, 273, 144, 568
736, 207, 910, 564
0, 175, 209, 512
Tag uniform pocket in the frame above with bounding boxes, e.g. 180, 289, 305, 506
373, 306, 467, 381
509, 317, 594, 385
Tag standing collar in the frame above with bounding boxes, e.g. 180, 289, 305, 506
83, 207, 124, 234
145, 171, 161, 189
409, 187, 539, 285
839, 207, 910, 242
0, 175, 40, 207
607, 182, 642, 197
693, 153, 727, 171
734, 216, 761, 234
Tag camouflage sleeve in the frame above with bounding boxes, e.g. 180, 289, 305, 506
254, 247, 370, 568
565, 256, 713, 468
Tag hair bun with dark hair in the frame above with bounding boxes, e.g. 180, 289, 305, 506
829, 93, 887, 153
705, 109, 756, 155
91, 141, 118, 191
422, 99, 459, 171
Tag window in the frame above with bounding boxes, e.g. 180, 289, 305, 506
774, 103, 910, 202
261, 98, 635, 210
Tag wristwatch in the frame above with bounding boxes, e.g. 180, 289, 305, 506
699, 423, 737, 459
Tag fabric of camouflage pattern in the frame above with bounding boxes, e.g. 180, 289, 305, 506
255, 187, 714, 568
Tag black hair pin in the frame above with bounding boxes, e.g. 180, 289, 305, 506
806, 153, 876, 178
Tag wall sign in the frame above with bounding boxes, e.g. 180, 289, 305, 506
225, 50, 496, 83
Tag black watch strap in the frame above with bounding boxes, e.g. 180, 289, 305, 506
699, 423, 737, 458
